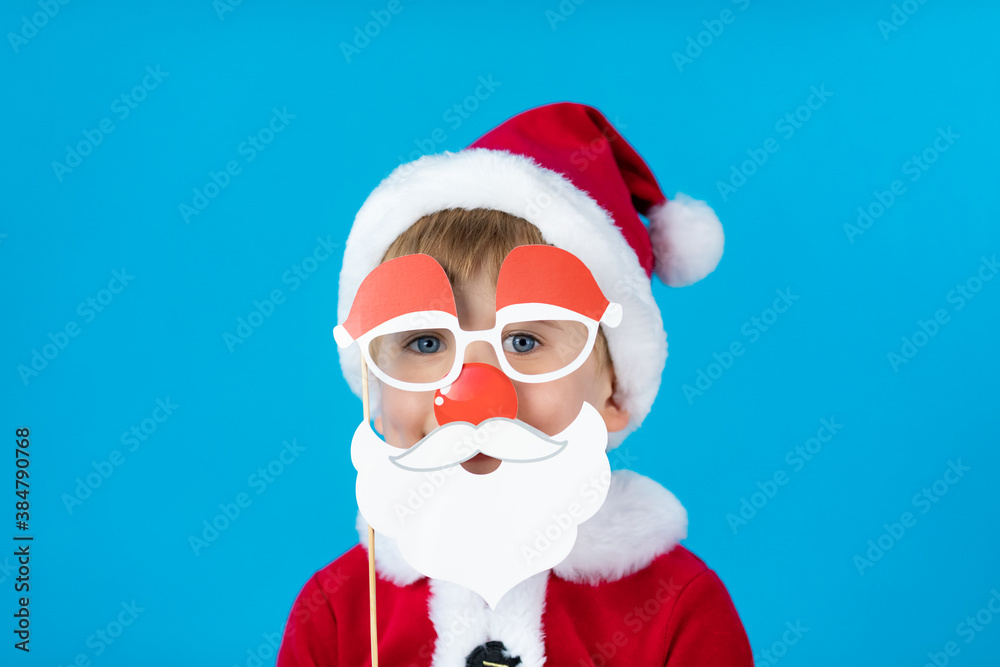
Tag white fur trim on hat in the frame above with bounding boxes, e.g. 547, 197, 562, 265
337, 148, 666, 449
648, 193, 725, 288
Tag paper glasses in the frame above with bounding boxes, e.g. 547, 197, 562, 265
334, 245, 622, 392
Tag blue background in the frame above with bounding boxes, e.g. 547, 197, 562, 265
2, 1, 998, 665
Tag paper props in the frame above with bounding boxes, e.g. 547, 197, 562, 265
334, 245, 622, 609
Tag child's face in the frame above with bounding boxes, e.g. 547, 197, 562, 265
372, 268, 630, 472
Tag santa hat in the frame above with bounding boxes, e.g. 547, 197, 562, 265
336, 102, 724, 448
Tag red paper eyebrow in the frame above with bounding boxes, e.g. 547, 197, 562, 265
495, 245, 610, 321
338, 254, 457, 342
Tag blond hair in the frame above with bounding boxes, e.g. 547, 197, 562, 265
380, 208, 611, 370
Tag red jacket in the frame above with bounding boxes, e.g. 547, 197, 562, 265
277, 471, 753, 667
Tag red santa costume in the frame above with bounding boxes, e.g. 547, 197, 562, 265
277, 102, 753, 666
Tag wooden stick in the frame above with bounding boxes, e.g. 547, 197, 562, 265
368, 525, 378, 667
361, 357, 378, 667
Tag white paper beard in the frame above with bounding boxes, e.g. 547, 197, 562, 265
351, 401, 612, 609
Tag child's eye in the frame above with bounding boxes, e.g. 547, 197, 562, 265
502, 333, 539, 354
406, 335, 444, 354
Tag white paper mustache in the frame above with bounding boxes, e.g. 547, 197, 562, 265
389, 418, 567, 472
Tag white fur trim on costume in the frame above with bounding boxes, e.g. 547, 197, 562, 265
552, 469, 687, 584
427, 573, 548, 667
648, 193, 724, 288
357, 469, 687, 588
336, 148, 667, 450
355, 512, 422, 586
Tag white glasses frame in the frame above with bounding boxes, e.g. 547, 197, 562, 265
352, 301, 622, 392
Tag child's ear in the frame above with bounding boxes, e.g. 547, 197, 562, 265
601, 393, 631, 433
598, 369, 630, 433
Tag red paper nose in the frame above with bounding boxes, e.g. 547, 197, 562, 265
433, 363, 518, 426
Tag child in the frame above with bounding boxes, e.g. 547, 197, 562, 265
277, 102, 752, 666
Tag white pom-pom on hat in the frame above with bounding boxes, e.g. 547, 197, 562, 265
648, 193, 725, 288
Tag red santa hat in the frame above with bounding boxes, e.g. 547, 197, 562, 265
336, 101, 724, 448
